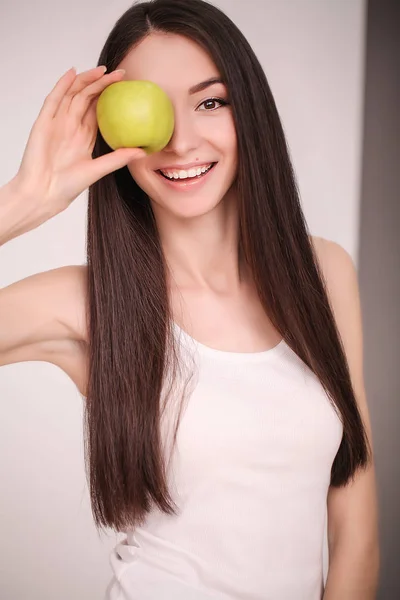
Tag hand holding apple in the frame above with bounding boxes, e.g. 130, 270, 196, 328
10, 66, 147, 236
96, 80, 175, 154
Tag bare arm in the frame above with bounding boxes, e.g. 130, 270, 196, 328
0, 264, 89, 397
0, 66, 146, 391
0, 265, 87, 366
317, 239, 379, 598
0, 176, 87, 380
0, 175, 87, 372
0, 178, 36, 246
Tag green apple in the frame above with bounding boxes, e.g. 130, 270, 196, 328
96, 80, 175, 154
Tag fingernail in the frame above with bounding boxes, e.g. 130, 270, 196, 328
114, 69, 125, 75
99, 65, 107, 73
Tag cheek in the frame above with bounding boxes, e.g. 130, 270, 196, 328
126, 163, 149, 187
201, 113, 236, 144
215, 120, 237, 157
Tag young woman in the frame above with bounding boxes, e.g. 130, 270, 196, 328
0, 0, 379, 598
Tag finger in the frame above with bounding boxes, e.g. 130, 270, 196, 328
69, 69, 126, 126
81, 96, 99, 135
78, 148, 147, 189
65, 65, 107, 96
54, 65, 108, 119
37, 68, 77, 121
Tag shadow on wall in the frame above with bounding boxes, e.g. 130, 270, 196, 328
357, 0, 400, 598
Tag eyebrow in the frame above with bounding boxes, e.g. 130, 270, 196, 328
189, 77, 225, 95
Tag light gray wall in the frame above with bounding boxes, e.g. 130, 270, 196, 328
0, 1, 368, 598
358, 0, 400, 597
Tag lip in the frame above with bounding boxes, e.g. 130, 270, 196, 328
155, 162, 217, 191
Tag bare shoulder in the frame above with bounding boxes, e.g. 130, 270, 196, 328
309, 234, 343, 268
309, 234, 357, 301
309, 235, 363, 377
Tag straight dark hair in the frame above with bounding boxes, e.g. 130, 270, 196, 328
86, 0, 371, 533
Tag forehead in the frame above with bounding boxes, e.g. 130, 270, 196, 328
117, 32, 222, 95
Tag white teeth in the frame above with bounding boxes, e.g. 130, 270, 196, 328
160, 163, 213, 180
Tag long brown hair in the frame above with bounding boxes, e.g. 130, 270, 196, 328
86, 0, 371, 533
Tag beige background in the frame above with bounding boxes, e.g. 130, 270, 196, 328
0, 1, 376, 599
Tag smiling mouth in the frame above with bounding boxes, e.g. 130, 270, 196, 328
156, 162, 217, 181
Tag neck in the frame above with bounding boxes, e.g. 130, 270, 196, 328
155, 195, 247, 293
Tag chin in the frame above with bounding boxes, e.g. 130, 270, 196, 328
155, 194, 226, 221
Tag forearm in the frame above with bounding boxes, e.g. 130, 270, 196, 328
0, 176, 40, 246
323, 542, 380, 599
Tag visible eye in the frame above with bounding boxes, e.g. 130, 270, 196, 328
197, 97, 229, 111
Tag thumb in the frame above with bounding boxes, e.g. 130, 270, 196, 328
90, 147, 147, 182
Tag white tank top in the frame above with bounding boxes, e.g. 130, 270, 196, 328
105, 323, 343, 600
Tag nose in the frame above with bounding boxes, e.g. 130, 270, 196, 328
163, 107, 201, 156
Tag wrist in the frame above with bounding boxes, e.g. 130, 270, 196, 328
0, 176, 36, 246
